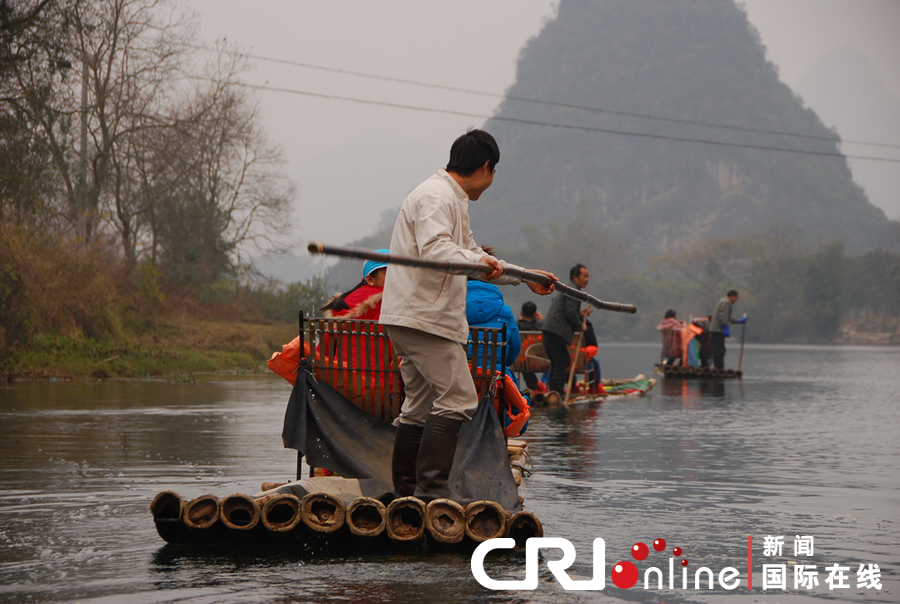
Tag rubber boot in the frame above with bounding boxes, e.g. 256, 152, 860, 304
392, 423, 424, 497
414, 414, 468, 503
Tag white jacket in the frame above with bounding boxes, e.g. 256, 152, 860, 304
380, 170, 523, 343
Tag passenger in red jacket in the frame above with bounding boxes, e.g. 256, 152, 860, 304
319, 250, 389, 365
322, 253, 388, 322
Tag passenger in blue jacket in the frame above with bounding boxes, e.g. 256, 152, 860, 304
465, 279, 521, 374
466, 279, 529, 436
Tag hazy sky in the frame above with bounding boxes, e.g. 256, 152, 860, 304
189, 0, 900, 271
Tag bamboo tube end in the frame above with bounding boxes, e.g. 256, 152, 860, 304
425, 499, 466, 544
300, 492, 346, 533
346, 497, 387, 538
183, 494, 220, 530
465, 501, 507, 543
385, 496, 426, 541
261, 493, 302, 532
150, 491, 186, 543
505, 511, 543, 550
220, 493, 261, 531
150, 490, 183, 521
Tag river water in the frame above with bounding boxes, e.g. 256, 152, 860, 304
1, 343, 897, 603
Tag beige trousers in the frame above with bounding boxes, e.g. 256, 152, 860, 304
385, 325, 478, 426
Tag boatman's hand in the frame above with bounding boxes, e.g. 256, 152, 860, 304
525, 269, 556, 295
480, 255, 504, 280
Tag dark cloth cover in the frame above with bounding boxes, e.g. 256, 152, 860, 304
281, 369, 522, 511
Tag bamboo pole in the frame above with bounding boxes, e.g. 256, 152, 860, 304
564, 314, 589, 405
182, 494, 222, 541
261, 493, 303, 533
300, 492, 346, 534
386, 496, 426, 542
308, 242, 637, 314
465, 501, 507, 543
505, 511, 544, 550
346, 497, 387, 538
220, 493, 262, 532
425, 499, 467, 544
150, 490, 186, 544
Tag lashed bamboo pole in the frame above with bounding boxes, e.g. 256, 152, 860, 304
425, 499, 467, 544
261, 493, 303, 533
346, 497, 387, 538
385, 496, 426, 542
220, 493, 262, 532
300, 492, 346, 534
505, 511, 544, 550
150, 490, 186, 544
182, 494, 222, 540
465, 500, 507, 543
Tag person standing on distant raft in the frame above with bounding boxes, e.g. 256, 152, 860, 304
710, 289, 747, 370
541, 264, 591, 394
379, 129, 556, 501
657, 309, 684, 366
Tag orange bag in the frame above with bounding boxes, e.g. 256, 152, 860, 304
491, 373, 531, 438
267, 336, 311, 385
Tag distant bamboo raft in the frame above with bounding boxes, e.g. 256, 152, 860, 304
655, 364, 742, 379
150, 489, 541, 550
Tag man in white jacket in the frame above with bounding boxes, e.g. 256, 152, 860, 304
380, 129, 555, 501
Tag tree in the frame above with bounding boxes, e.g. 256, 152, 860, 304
3, 0, 292, 283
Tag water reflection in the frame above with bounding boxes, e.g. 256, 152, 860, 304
1, 345, 898, 603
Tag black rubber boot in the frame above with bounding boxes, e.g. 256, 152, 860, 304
414, 414, 468, 503
392, 423, 424, 497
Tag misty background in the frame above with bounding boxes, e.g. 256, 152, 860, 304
188, 0, 900, 284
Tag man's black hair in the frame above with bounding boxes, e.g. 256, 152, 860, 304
570, 263, 587, 281
521, 301, 537, 317
664, 309, 677, 319
727, 289, 739, 297
446, 129, 499, 176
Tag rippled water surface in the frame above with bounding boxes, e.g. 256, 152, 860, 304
1, 344, 898, 603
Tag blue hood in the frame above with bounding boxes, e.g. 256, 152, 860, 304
466, 280, 521, 369
466, 280, 507, 324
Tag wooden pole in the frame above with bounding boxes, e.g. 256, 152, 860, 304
563, 313, 588, 406
738, 314, 747, 372
308, 242, 637, 314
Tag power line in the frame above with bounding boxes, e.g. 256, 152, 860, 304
200, 76, 900, 164
195, 44, 900, 152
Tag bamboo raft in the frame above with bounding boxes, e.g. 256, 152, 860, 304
151, 489, 541, 549
151, 318, 542, 551
151, 441, 540, 549
654, 364, 742, 379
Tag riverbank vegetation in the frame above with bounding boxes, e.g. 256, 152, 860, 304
1, 0, 329, 379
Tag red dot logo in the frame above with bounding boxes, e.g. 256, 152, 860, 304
673, 547, 682, 556
611, 561, 639, 589
681, 558, 689, 567
653, 538, 666, 551
631, 542, 649, 560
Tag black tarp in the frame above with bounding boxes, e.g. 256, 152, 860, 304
281, 369, 521, 511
